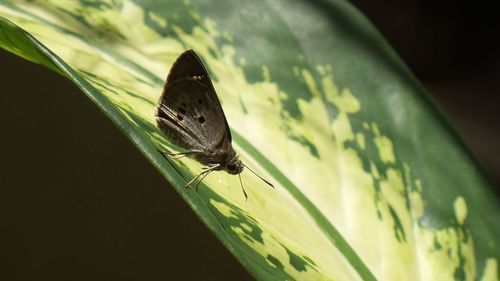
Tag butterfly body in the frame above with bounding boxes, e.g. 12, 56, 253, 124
156, 50, 243, 176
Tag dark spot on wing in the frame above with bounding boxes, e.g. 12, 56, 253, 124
177, 114, 184, 121
198, 99, 203, 104
198, 116, 206, 124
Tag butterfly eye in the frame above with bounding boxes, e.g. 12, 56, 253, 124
227, 163, 236, 170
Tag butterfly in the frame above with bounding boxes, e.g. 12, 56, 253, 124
156, 50, 273, 199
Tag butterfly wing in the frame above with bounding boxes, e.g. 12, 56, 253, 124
156, 50, 232, 152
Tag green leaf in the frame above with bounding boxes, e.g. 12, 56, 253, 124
1, 1, 499, 280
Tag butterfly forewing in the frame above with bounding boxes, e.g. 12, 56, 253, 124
156, 50, 231, 152
166, 51, 214, 90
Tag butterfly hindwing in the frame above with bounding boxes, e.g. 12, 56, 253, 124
156, 50, 231, 151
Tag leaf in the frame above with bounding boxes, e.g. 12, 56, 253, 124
1, 1, 499, 280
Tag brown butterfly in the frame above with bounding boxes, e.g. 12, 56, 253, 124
156, 50, 273, 199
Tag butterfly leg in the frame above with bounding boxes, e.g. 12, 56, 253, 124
186, 164, 220, 189
194, 170, 212, 191
158, 149, 201, 159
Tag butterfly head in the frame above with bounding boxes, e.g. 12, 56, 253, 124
225, 155, 244, 175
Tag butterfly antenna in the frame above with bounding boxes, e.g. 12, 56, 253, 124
243, 164, 274, 189
238, 173, 248, 201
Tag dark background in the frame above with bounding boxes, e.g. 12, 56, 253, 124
0, 1, 498, 280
